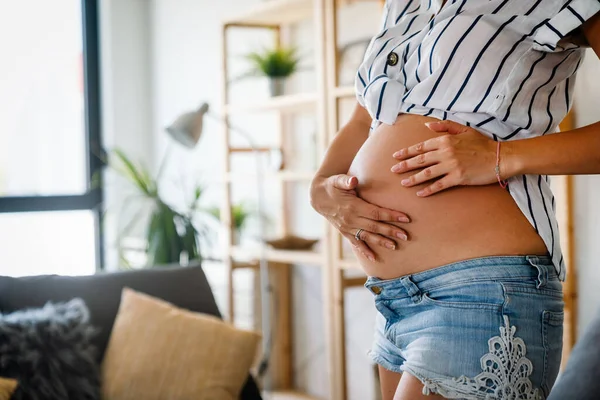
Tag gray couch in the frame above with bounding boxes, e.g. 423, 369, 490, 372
548, 308, 600, 400
0, 265, 262, 400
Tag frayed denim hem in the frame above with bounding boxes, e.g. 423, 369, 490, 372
368, 350, 404, 374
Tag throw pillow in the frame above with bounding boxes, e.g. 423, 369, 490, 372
0, 265, 221, 362
0, 299, 101, 400
0, 378, 18, 400
102, 288, 261, 400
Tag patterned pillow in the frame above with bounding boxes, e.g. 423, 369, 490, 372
0, 299, 100, 400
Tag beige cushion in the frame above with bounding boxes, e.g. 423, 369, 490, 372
0, 378, 18, 400
101, 288, 261, 400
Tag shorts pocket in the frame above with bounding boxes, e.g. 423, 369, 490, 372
542, 310, 564, 396
420, 281, 505, 311
374, 297, 410, 334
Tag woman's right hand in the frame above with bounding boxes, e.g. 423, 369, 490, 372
310, 174, 410, 261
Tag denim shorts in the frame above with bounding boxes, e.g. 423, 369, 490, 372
365, 255, 564, 400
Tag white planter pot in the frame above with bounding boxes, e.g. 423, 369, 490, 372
269, 77, 286, 97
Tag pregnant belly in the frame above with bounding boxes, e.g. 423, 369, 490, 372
348, 114, 547, 279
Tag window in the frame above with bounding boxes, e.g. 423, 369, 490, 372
0, 0, 103, 277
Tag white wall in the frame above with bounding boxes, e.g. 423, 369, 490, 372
572, 50, 600, 337
147, 0, 268, 332
100, 0, 154, 269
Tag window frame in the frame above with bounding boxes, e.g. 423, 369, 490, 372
0, 0, 105, 270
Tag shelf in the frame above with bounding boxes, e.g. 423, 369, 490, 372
224, 0, 381, 27
225, 0, 314, 26
231, 245, 323, 266
339, 257, 361, 270
232, 260, 259, 270
221, 1, 386, 397
226, 170, 314, 182
269, 390, 320, 400
343, 276, 367, 288
229, 146, 273, 153
223, 92, 317, 115
332, 85, 356, 99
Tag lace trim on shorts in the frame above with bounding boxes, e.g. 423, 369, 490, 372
415, 316, 542, 400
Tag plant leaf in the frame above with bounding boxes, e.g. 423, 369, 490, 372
146, 208, 165, 265
244, 46, 300, 78
206, 206, 220, 220
110, 149, 154, 196
161, 202, 181, 264
182, 220, 200, 262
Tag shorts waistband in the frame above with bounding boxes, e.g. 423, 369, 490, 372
365, 255, 556, 295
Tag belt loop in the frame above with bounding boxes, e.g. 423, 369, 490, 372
527, 255, 547, 289
400, 276, 422, 303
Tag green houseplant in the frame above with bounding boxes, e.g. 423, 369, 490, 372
245, 46, 300, 96
109, 149, 211, 267
208, 203, 253, 245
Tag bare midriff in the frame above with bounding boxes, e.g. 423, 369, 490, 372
347, 114, 548, 279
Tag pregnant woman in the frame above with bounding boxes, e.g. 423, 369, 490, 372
310, 1, 600, 399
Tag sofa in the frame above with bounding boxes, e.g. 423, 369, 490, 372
547, 307, 600, 400
0, 265, 262, 400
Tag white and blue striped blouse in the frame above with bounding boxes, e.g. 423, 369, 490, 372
355, 0, 600, 280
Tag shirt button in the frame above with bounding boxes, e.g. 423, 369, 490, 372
386, 52, 399, 66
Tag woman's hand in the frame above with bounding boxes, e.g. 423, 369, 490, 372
390, 120, 501, 197
310, 174, 410, 261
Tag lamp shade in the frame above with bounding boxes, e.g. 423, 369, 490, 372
165, 103, 210, 148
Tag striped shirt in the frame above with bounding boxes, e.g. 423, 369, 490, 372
355, 0, 600, 280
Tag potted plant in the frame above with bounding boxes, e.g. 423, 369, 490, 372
109, 149, 212, 267
245, 46, 300, 96
208, 203, 253, 245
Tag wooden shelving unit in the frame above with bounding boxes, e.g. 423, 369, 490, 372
331, 85, 356, 99
557, 113, 578, 364
225, 170, 314, 183
221, 1, 329, 399
224, 0, 374, 26
221, 1, 382, 399
223, 92, 318, 115
231, 245, 323, 266
322, 1, 385, 399
224, 0, 315, 26
338, 257, 361, 270
271, 390, 322, 400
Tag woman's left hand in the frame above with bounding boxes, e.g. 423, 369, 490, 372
390, 120, 503, 197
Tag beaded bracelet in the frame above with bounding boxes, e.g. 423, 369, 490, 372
495, 141, 508, 189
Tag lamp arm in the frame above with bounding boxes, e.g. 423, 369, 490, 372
205, 112, 273, 387
205, 112, 261, 150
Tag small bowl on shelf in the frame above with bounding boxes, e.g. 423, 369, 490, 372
265, 234, 319, 251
